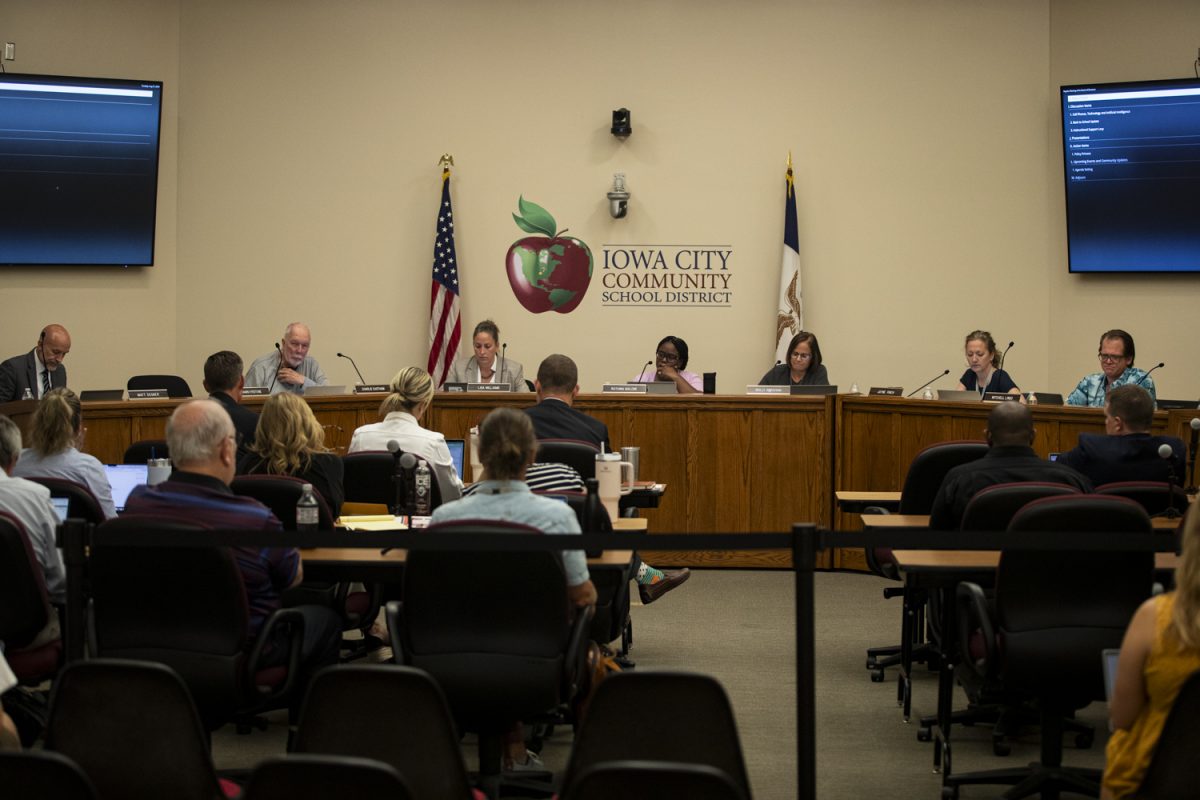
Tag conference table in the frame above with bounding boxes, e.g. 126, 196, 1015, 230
2, 392, 1194, 569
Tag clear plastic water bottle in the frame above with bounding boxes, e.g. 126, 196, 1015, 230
296, 483, 319, 530
922, 387, 934, 400
850, 382, 860, 395
413, 461, 432, 516
20, 387, 33, 401
1027, 391, 1038, 406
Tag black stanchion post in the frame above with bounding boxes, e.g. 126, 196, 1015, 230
58, 518, 89, 664
793, 523, 818, 800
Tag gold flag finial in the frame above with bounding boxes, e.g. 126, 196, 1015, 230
787, 150, 793, 171
438, 153, 454, 169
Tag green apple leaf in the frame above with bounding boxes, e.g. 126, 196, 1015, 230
513, 196, 557, 237
548, 288, 576, 309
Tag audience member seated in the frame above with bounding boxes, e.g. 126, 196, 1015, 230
11, 388, 116, 519
528, 353, 689, 603
244, 322, 328, 395
348, 366, 463, 501
929, 402, 1092, 529
0, 414, 64, 648
631, 335, 702, 394
430, 406, 596, 770
445, 318, 528, 390
237, 393, 344, 519
759, 330, 830, 386
0, 651, 20, 750
0, 323, 71, 404
1068, 328, 1156, 408
123, 400, 340, 681
1059, 385, 1186, 487
203, 350, 258, 456
954, 329, 1019, 396
1103, 507, 1200, 799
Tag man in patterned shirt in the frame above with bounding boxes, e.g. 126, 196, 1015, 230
1067, 329, 1157, 408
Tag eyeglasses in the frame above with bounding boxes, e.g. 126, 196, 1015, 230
1097, 353, 1126, 363
790, 352, 813, 361
655, 351, 680, 364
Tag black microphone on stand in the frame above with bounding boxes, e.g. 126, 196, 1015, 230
337, 352, 366, 386
1186, 417, 1200, 495
999, 341, 1015, 371
268, 342, 282, 393
1159, 443, 1182, 518
635, 360, 653, 383
386, 441, 417, 515
499, 343, 508, 389
1134, 362, 1165, 387
906, 369, 950, 398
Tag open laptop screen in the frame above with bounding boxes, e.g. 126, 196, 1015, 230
445, 439, 465, 479
105, 463, 149, 512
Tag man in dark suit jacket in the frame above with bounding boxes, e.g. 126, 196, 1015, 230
1058, 384, 1186, 486
202, 350, 258, 457
524, 354, 612, 451
0, 324, 71, 403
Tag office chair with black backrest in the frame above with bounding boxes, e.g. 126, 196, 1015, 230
564, 761, 746, 800
230, 474, 335, 529
45, 659, 238, 800
1096, 481, 1190, 518
388, 520, 593, 799
959, 481, 1084, 532
944, 496, 1156, 799
292, 665, 480, 800
89, 515, 305, 733
241, 755, 414, 800
341, 450, 445, 510
1134, 669, 1200, 800
0, 510, 62, 745
127, 374, 193, 398
123, 439, 169, 464
24, 476, 106, 524
0, 751, 99, 800
560, 671, 752, 800
536, 438, 600, 480
864, 440, 989, 681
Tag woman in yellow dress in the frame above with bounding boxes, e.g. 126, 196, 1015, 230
1103, 505, 1200, 798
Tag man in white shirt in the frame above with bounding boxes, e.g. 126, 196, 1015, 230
0, 324, 71, 403
244, 322, 328, 395
0, 415, 65, 604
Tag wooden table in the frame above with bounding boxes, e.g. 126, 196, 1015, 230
862, 513, 1182, 532
835, 490, 901, 513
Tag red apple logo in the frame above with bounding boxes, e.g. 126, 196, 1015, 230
505, 196, 593, 314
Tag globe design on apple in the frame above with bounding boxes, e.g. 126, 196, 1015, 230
505, 196, 593, 314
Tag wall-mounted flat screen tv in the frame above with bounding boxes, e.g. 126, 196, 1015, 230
1061, 77, 1200, 273
0, 73, 163, 266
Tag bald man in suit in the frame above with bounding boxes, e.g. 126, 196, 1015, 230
0, 325, 71, 403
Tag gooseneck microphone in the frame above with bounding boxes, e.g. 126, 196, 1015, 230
1187, 417, 1200, 495
499, 343, 508, 388
1135, 362, 1165, 387
906, 369, 950, 398
268, 342, 282, 393
1159, 443, 1183, 518
999, 341, 1015, 371
636, 360, 653, 383
337, 352, 366, 385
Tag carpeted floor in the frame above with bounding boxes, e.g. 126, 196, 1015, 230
212, 570, 1113, 798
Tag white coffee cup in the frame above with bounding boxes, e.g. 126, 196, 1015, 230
147, 458, 172, 486
596, 453, 634, 521
468, 425, 483, 481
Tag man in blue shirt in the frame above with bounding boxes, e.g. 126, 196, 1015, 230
1067, 329, 1156, 408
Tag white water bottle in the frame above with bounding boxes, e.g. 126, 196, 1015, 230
1027, 391, 1038, 406
922, 387, 934, 400
413, 461, 432, 516
296, 483, 319, 530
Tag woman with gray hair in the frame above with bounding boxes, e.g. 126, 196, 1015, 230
347, 366, 462, 499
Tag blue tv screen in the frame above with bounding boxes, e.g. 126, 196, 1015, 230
0, 73, 163, 266
1061, 77, 1200, 273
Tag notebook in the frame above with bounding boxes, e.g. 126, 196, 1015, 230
104, 463, 149, 512
445, 439, 465, 479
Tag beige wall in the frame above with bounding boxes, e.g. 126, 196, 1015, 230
3, 1, 1196, 401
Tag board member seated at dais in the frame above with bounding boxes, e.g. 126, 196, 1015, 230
759, 331, 829, 386
0, 324, 71, 403
631, 335, 701, 394
1067, 329, 1156, 408
445, 319, 527, 391
245, 322, 328, 395
955, 330, 1019, 397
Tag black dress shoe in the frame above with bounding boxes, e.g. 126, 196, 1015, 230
638, 568, 691, 604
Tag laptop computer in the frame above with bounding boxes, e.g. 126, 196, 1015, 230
104, 463, 149, 513
1157, 398, 1198, 410
936, 389, 981, 403
49, 496, 70, 523
1102, 647, 1120, 702
304, 385, 347, 397
80, 389, 124, 402
445, 439, 465, 480
1033, 392, 1064, 406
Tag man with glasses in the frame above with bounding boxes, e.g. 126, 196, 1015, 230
1066, 329, 1157, 408
0, 324, 71, 403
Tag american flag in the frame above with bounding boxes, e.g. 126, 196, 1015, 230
774, 157, 802, 363
427, 168, 461, 387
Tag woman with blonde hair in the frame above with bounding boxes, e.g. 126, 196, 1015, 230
1103, 505, 1200, 798
13, 387, 116, 518
237, 392, 344, 518
348, 366, 462, 500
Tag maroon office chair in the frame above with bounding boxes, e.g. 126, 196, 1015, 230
24, 476, 106, 524
1096, 480, 1189, 518
231, 474, 335, 529
341, 450, 444, 510
959, 482, 1084, 532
